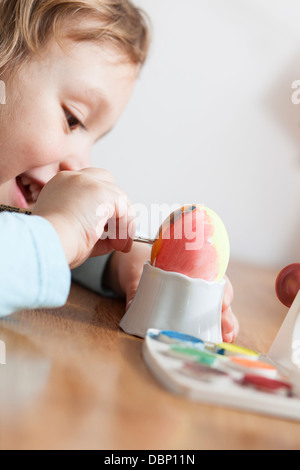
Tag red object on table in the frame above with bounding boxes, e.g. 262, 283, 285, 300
275, 263, 300, 308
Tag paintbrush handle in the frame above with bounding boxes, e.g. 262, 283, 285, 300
133, 235, 154, 245
0, 204, 33, 215
0, 204, 154, 245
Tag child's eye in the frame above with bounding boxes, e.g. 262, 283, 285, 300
64, 108, 85, 132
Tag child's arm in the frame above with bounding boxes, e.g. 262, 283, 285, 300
0, 168, 134, 316
72, 254, 119, 298
102, 243, 151, 309
0, 212, 71, 316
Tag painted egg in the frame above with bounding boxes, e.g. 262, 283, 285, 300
151, 205, 230, 282
276, 263, 300, 307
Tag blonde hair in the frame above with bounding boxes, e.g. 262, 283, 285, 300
0, 0, 150, 79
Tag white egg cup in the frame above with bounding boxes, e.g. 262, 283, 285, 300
119, 261, 226, 343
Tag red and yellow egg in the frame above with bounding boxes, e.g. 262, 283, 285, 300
151, 205, 230, 282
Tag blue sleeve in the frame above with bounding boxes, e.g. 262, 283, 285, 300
72, 254, 119, 299
0, 213, 71, 317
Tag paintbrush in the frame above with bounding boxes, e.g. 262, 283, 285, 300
0, 204, 154, 245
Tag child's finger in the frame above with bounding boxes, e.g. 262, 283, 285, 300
222, 276, 234, 311
125, 283, 140, 311
222, 306, 235, 334
80, 167, 115, 184
95, 194, 135, 245
232, 314, 240, 340
222, 307, 239, 343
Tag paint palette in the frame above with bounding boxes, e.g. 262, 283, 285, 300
142, 263, 300, 420
143, 328, 300, 420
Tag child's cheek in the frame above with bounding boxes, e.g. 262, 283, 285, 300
18, 129, 62, 170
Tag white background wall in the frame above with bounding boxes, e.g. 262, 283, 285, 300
91, 0, 300, 268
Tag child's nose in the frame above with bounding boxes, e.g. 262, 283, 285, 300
59, 149, 91, 172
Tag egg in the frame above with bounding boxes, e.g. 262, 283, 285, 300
151, 205, 230, 281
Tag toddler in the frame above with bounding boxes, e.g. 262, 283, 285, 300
0, 0, 238, 342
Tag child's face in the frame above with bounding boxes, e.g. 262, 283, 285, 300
0, 38, 137, 208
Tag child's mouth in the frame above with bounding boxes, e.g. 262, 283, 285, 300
15, 174, 44, 208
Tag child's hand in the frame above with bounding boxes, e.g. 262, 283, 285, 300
222, 276, 239, 343
103, 242, 152, 310
32, 168, 136, 270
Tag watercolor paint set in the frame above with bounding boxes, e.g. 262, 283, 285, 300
141, 263, 300, 421
142, 289, 300, 421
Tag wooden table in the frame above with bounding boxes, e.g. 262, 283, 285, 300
0, 260, 300, 450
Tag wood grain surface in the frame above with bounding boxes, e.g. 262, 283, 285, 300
0, 260, 299, 450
